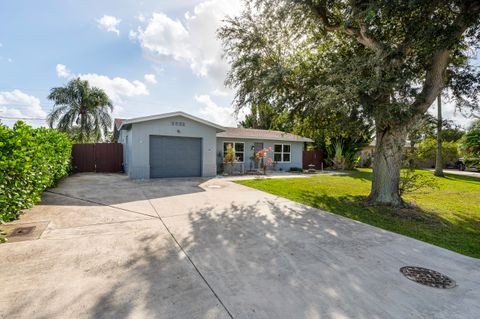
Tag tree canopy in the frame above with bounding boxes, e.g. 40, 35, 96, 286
47, 78, 113, 143
461, 119, 480, 157
219, 0, 480, 206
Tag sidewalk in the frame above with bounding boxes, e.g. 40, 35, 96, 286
426, 168, 480, 179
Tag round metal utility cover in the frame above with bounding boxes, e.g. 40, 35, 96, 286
400, 266, 456, 289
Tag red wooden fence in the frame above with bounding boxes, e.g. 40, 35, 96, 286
72, 143, 123, 173
303, 150, 324, 169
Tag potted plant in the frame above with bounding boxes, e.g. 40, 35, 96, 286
223, 143, 235, 175
255, 147, 273, 174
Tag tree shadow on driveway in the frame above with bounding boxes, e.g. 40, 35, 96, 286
43, 173, 211, 207
87, 198, 480, 319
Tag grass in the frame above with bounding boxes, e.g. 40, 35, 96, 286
0, 229, 6, 243
237, 169, 480, 258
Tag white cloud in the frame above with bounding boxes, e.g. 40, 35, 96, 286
195, 94, 241, 126
128, 30, 138, 40
0, 90, 47, 127
78, 73, 149, 103
428, 97, 475, 128
136, 14, 146, 23
138, 13, 190, 60
54, 65, 149, 104
211, 88, 231, 97
97, 15, 121, 35
56, 64, 71, 78
111, 104, 125, 120
144, 73, 157, 84
135, 0, 242, 84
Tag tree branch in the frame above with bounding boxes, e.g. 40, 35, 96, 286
304, 0, 382, 52
413, 50, 450, 114
413, 2, 480, 114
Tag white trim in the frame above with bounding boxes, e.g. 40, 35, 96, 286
119, 111, 225, 131
273, 143, 291, 163
223, 141, 245, 163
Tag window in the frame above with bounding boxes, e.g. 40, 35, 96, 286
223, 142, 244, 162
274, 144, 291, 162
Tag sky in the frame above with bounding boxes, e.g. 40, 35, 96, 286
0, 0, 245, 128
0, 0, 476, 129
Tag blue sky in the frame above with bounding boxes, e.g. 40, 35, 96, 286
0, 0, 243, 127
0, 0, 476, 129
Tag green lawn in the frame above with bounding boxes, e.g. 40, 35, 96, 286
236, 169, 480, 258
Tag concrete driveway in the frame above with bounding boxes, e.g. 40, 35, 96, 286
1, 173, 479, 319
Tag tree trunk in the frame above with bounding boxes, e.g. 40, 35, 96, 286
368, 124, 408, 207
434, 95, 444, 177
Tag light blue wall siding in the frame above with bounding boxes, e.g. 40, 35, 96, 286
216, 138, 304, 173
119, 117, 306, 178
121, 115, 218, 179
118, 129, 132, 174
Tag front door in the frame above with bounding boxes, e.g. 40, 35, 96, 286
253, 142, 263, 169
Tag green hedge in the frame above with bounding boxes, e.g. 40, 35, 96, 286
0, 122, 72, 222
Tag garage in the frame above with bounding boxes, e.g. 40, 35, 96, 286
117, 112, 226, 179
150, 135, 202, 178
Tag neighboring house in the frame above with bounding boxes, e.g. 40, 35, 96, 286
358, 140, 413, 168
115, 111, 312, 179
113, 118, 125, 142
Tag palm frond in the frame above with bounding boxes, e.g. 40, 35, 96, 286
46, 77, 114, 143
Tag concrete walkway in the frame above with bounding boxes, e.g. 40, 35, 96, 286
1, 173, 479, 319
425, 168, 480, 179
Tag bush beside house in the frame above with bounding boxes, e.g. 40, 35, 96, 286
0, 122, 71, 222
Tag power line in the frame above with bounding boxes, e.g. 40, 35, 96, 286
0, 116, 46, 120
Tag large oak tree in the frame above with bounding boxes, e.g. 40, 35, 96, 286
220, 0, 480, 206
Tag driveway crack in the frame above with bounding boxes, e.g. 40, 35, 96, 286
45, 190, 157, 219
45, 189, 234, 318
144, 195, 234, 319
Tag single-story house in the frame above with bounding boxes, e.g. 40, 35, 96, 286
115, 111, 312, 179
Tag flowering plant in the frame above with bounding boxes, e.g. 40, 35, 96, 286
255, 147, 273, 174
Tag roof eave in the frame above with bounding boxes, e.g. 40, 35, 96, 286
118, 111, 225, 131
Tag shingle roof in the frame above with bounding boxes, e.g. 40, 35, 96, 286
217, 127, 313, 142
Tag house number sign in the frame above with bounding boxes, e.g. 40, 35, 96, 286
171, 121, 186, 127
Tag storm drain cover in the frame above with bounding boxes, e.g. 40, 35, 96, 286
10, 226, 36, 237
400, 266, 456, 289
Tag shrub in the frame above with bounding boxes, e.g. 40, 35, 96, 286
416, 137, 459, 166
327, 140, 361, 170
0, 122, 71, 222
223, 143, 235, 174
399, 168, 438, 196
460, 120, 480, 158
464, 157, 480, 169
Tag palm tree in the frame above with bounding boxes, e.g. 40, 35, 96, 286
434, 94, 444, 177
47, 78, 113, 143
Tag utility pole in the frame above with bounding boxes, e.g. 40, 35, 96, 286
434, 94, 444, 177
